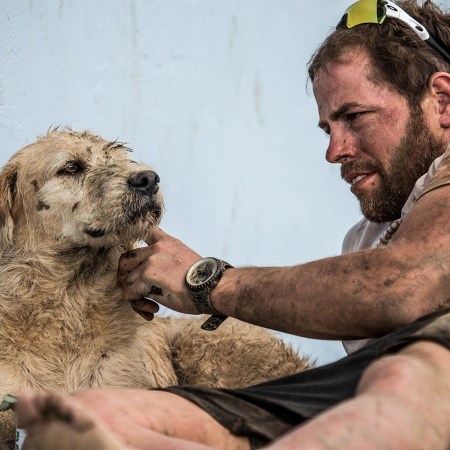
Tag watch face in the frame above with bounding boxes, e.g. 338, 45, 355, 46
187, 257, 219, 287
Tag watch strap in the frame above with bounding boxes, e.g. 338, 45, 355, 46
201, 314, 228, 331
189, 288, 222, 315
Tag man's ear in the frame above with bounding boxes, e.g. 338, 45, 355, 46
0, 162, 18, 248
428, 72, 450, 128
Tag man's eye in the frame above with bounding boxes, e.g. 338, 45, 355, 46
58, 161, 85, 175
346, 112, 364, 122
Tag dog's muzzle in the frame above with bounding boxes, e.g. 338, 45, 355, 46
128, 171, 160, 197
124, 170, 162, 223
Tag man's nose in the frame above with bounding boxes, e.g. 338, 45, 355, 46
325, 130, 358, 164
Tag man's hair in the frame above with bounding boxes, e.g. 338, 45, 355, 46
308, 0, 450, 107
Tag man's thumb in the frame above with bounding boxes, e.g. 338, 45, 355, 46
144, 227, 167, 245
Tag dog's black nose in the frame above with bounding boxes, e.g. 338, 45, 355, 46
128, 170, 160, 196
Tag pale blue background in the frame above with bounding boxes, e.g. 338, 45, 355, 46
1, 0, 448, 365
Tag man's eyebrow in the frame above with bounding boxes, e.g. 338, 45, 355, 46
317, 102, 362, 130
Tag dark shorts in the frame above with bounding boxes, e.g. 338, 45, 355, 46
162, 308, 450, 449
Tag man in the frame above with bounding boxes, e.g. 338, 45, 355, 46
16, 1, 450, 449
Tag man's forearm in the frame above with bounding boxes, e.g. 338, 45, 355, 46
211, 245, 448, 339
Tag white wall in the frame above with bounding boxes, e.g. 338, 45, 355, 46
2, 0, 448, 365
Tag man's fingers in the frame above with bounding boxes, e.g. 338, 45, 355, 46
130, 303, 155, 321
120, 249, 148, 267
117, 248, 151, 285
131, 298, 160, 314
118, 228, 167, 279
136, 311, 155, 321
130, 298, 160, 321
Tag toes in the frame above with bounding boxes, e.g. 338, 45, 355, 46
17, 393, 95, 432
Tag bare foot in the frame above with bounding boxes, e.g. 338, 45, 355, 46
15, 390, 235, 450
17, 392, 128, 450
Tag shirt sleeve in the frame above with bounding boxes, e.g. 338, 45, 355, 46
417, 151, 450, 200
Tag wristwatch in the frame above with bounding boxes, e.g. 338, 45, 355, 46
185, 257, 233, 331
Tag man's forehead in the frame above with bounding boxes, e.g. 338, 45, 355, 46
312, 49, 372, 87
312, 51, 379, 116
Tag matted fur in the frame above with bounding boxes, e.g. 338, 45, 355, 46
0, 129, 310, 447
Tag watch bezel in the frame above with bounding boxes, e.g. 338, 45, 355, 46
186, 257, 222, 291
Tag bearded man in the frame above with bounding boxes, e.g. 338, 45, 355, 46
16, 1, 450, 449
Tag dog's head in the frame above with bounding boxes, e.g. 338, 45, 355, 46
0, 129, 163, 250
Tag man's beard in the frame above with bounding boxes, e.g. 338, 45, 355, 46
341, 108, 447, 223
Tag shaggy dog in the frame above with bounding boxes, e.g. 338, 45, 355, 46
0, 130, 310, 447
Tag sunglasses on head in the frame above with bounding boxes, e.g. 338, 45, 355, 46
338, 0, 450, 64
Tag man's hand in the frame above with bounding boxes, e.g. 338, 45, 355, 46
118, 228, 203, 320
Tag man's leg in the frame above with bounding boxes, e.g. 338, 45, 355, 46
18, 390, 249, 450
264, 341, 450, 450
17, 340, 450, 450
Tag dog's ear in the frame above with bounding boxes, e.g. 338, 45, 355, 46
0, 162, 18, 248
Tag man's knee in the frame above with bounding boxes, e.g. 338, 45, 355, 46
357, 341, 450, 399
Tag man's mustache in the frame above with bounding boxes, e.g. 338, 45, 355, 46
341, 160, 382, 180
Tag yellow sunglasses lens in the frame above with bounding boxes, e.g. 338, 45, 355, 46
345, 0, 386, 28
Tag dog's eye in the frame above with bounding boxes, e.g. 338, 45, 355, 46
59, 161, 85, 175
